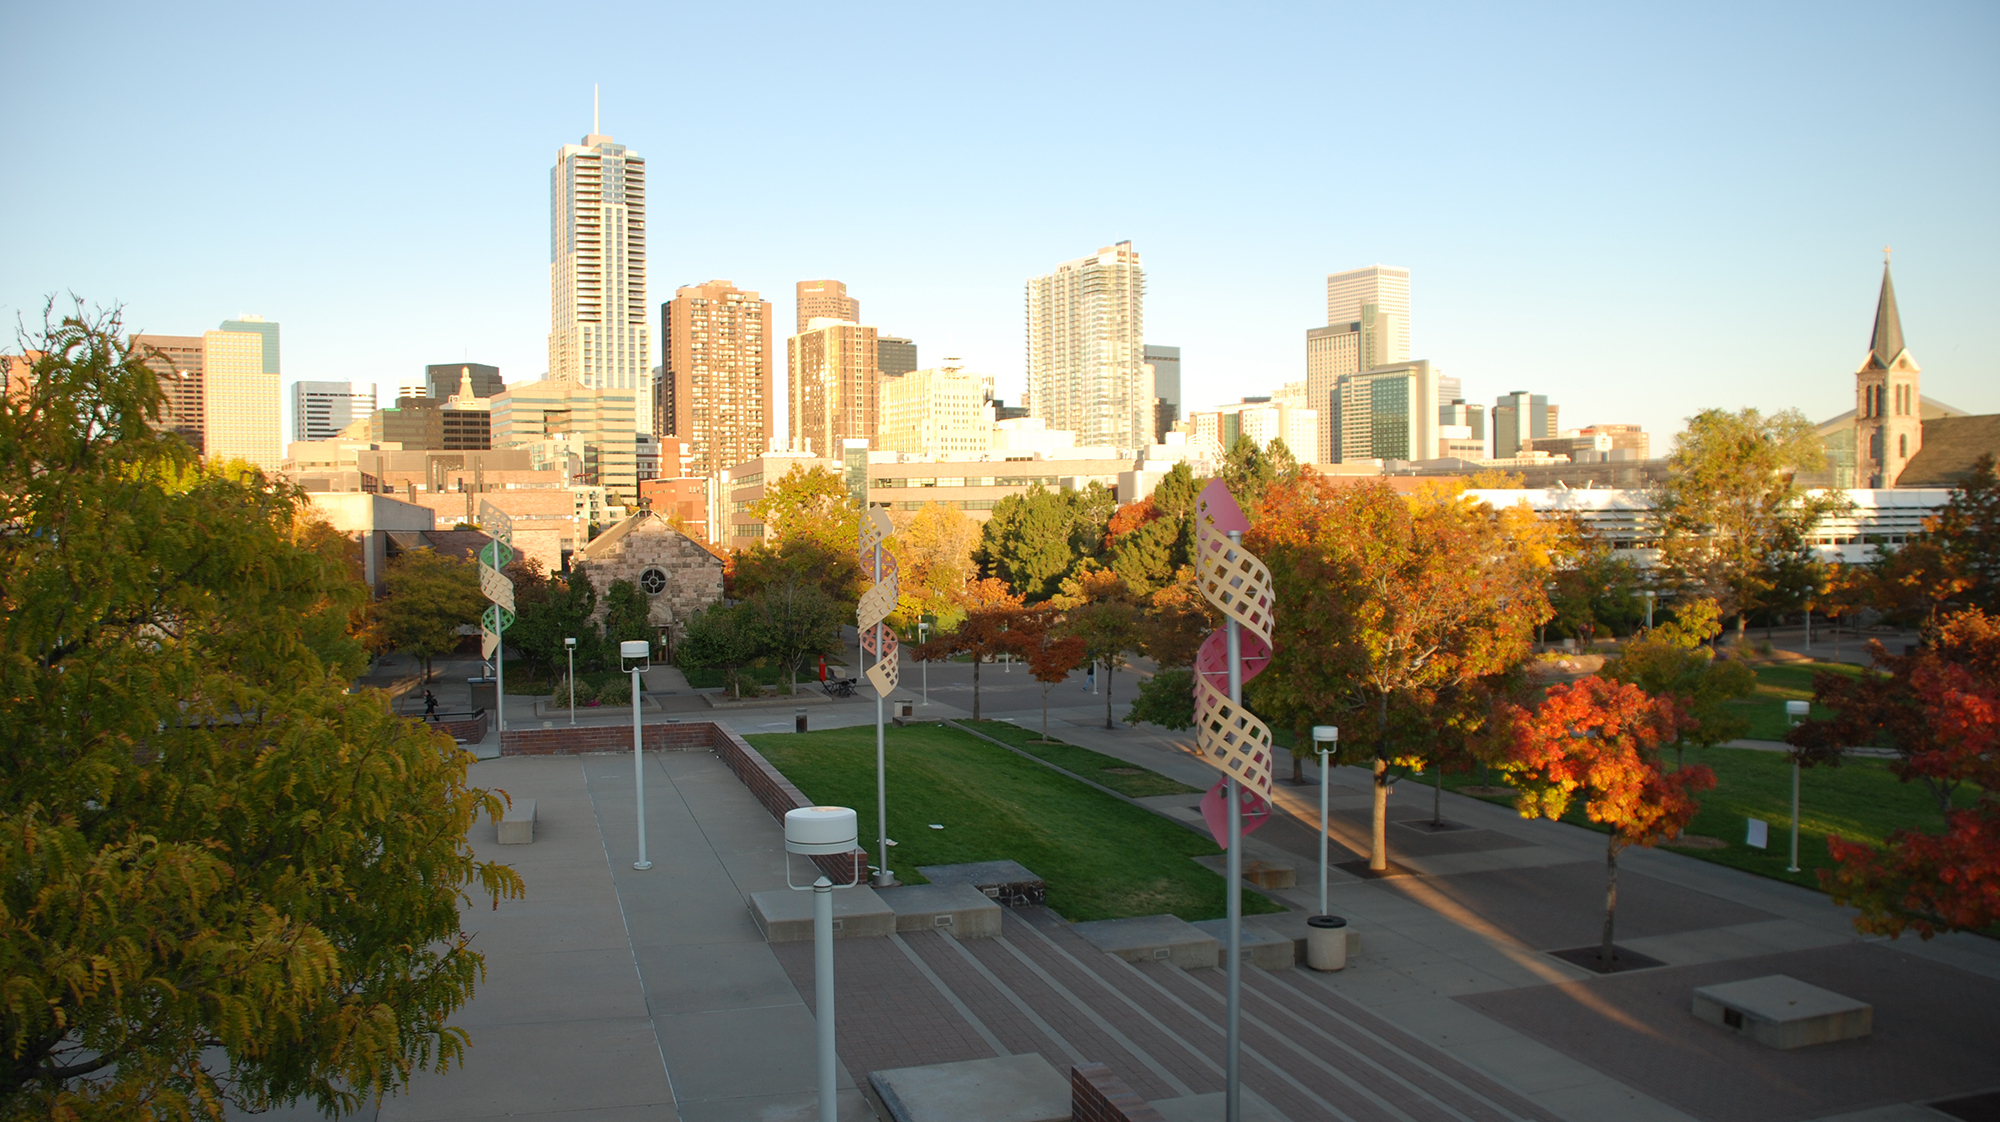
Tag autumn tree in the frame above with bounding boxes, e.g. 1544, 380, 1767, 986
1547, 514, 1645, 643
890, 500, 980, 628
732, 465, 863, 603
920, 578, 1023, 719
1499, 676, 1710, 969
1249, 477, 1550, 871
1864, 454, 2000, 627
1600, 597, 1755, 767
1004, 605, 1088, 739
375, 546, 484, 681
0, 304, 522, 1118
1649, 407, 1847, 646
1059, 570, 1145, 730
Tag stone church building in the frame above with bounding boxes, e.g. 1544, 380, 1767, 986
572, 510, 724, 646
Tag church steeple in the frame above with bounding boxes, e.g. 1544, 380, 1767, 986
1869, 250, 1906, 368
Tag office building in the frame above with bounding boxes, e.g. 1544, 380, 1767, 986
425, 363, 503, 400
203, 317, 281, 469
1440, 400, 1487, 459
1306, 268, 1410, 463
1026, 241, 1149, 449
1575, 424, 1650, 460
1855, 257, 1922, 488
490, 378, 638, 498
659, 280, 775, 480
294, 381, 377, 444
796, 280, 859, 335
788, 318, 880, 456
878, 361, 995, 457
132, 333, 207, 452
1494, 391, 1559, 459
1185, 398, 1316, 458
1325, 266, 1411, 361
1144, 344, 1181, 441
362, 394, 491, 452
548, 126, 650, 429
1332, 361, 1440, 463
878, 336, 917, 379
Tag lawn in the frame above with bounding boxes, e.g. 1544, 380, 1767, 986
958, 719, 1202, 799
1441, 744, 1984, 891
747, 723, 1282, 923
1720, 659, 1871, 741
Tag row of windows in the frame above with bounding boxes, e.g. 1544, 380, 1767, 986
873, 475, 1060, 489
894, 500, 999, 512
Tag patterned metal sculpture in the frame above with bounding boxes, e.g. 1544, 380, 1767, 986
478, 500, 516, 661
857, 508, 899, 697
1193, 480, 1275, 844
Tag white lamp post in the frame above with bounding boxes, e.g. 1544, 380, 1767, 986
1312, 726, 1338, 916
1644, 589, 1656, 631
1786, 699, 1809, 874
918, 617, 930, 706
622, 639, 653, 871
1306, 725, 1348, 972
565, 636, 577, 727
786, 806, 862, 1122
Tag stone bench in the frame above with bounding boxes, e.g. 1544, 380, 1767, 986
1692, 974, 1872, 1049
748, 886, 896, 943
876, 883, 1003, 937
915, 859, 1048, 907
1190, 919, 1297, 969
497, 799, 536, 845
1073, 915, 1219, 970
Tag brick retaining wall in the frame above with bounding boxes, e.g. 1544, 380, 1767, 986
497, 720, 866, 883
1071, 1063, 1164, 1122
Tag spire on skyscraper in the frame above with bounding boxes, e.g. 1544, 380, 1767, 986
1870, 250, 1905, 368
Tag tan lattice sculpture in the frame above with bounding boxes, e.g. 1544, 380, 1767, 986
857, 508, 900, 697
1193, 481, 1276, 825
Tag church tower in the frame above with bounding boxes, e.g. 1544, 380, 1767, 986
1855, 252, 1921, 488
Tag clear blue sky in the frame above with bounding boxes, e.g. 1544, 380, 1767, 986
4, 1, 1995, 449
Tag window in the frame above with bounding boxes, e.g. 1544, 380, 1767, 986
639, 568, 668, 595
1899, 434, 1908, 459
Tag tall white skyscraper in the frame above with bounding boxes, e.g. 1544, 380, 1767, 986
204, 316, 281, 470
1325, 266, 1411, 361
1305, 265, 1413, 463
549, 113, 651, 433
293, 380, 376, 443
1025, 241, 1149, 449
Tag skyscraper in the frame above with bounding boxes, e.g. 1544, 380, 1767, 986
1025, 241, 1149, 449
425, 363, 504, 400
878, 336, 917, 379
549, 122, 649, 430
132, 333, 206, 452
789, 318, 880, 456
293, 381, 377, 443
1492, 391, 1559, 458
1325, 266, 1411, 360
1144, 344, 1181, 442
1855, 256, 1921, 488
659, 281, 774, 480
878, 362, 995, 457
796, 280, 859, 336
1306, 267, 1411, 463
203, 317, 280, 469
1331, 361, 1439, 463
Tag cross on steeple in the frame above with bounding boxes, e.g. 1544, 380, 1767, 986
1884, 245, 1893, 263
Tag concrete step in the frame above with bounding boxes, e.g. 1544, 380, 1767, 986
875, 883, 1002, 937
914, 859, 1047, 907
748, 886, 895, 942
1072, 914, 1218, 969
1190, 918, 1297, 969
867, 1054, 1070, 1122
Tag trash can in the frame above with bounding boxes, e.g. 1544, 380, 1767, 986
899, 700, 914, 719
795, 708, 809, 733
467, 677, 497, 713
1306, 914, 1348, 971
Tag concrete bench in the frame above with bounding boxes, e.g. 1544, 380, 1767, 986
1692, 974, 1872, 1049
1190, 919, 1297, 969
868, 1054, 1070, 1122
915, 860, 1047, 907
748, 886, 896, 942
1073, 914, 1219, 970
876, 883, 1003, 937
497, 799, 537, 845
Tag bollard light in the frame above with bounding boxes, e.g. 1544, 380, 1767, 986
565, 637, 577, 726
785, 806, 861, 1122
1311, 726, 1339, 931
1785, 700, 1809, 873
623, 640, 652, 870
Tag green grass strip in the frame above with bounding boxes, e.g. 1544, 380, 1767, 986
958, 719, 1202, 799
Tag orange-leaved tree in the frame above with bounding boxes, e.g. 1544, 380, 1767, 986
919, 577, 1022, 719
1004, 604, 1088, 739
1498, 676, 1709, 969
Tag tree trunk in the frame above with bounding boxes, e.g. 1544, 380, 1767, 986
1736, 612, 1748, 650
972, 656, 981, 721
1371, 690, 1391, 872
1602, 832, 1620, 968
1042, 682, 1050, 739
1104, 662, 1116, 730
1432, 765, 1444, 827
1293, 752, 1304, 785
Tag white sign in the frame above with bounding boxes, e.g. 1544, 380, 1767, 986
1745, 818, 1769, 849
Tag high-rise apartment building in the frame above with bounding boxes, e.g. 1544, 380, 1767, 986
132, 333, 207, 452
1331, 361, 1440, 463
1025, 241, 1149, 450
1855, 258, 1921, 488
1306, 267, 1411, 464
878, 336, 918, 379
293, 381, 377, 443
878, 361, 995, 457
1144, 344, 1181, 442
788, 318, 880, 456
1493, 391, 1559, 459
203, 317, 281, 469
796, 280, 859, 336
425, 363, 503, 400
549, 127, 649, 430
659, 280, 775, 480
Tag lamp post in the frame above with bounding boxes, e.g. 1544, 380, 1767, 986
1644, 589, 1656, 631
785, 806, 861, 1122
622, 639, 653, 871
1224, 529, 1244, 1122
1307, 725, 1348, 972
565, 636, 577, 727
1312, 726, 1338, 917
1785, 699, 1809, 874
918, 617, 930, 706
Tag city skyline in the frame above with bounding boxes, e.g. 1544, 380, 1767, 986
2, 3, 1993, 449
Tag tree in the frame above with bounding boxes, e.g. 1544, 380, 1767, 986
1249, 477, 1551, 871
676, 602, 764, 698
890, 501, 980, 628
1129, 667, 1196, 731
976, 482, 1119, 602
1220, 435, 1278, 508
1547, 515, 1645, 643
376, 546, 484, 681
750, 577, 846, 691
0, 304, 522, 1118
732, 465, 863, 604
920, 578, 1022, 719
1864, 454, 2000, 627
1058, 570, 1144, 730
1499, 676, 1711, 968
1004, 605, 1088, 739
600, 577, 652, 651
1600, 597, 1755, 768
510, 562, 597, 676
1649, 407, 1848, 646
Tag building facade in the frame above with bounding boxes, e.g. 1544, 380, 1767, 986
795, 279, 859, 336
1856, 258, 1922, 488
1493, 391, 1559, 459
658, 280, 775, 481
877, 362, 995, 457
549, 130, 649, 427
490, 378, 638, 498
294, 380, 376, 444
203, 318, 280, 469
1331, 361, 1440, 463
788, 318, 880, 456
1144, 344, 1181, 442
1306, 269, 1410, 464
132, 333, 207, 452
425, 363, 503, 400
878, 336, 917, 380
1025, 241, 1149, 450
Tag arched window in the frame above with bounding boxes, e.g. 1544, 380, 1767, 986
1899, 433, 1908, 459
639, 568, 668, 595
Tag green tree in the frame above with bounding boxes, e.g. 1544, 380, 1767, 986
1129, 667, 1196, 730
676, 602, 766, 698
1650, 407, 1848, 647
511, 562, 597, 675
979, 484, 1082, 600
750, 577, 846, 691
601, 577, 652, 650
376, 547, 484, 681
733, 465, 864, 604
1547, 515, 1645, 642
1600, 598, 1755, 768
1220, 435, 1279, 508
0, 305, 522, 1118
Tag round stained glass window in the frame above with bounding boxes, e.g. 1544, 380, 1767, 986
639, 568, 668, 595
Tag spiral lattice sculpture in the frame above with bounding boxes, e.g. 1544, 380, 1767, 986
857, 508, 900, 697
1193, 481, 1276, 823
478, 500, 516, 660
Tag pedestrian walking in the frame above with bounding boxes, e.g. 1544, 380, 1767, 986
1085, 662, 1095, 692
818, 654, 828, 684
423, 689, 439, 722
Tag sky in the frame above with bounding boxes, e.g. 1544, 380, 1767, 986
3, 1, 1996, 449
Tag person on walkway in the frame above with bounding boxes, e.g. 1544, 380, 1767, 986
423, 690, 439, 722
818, 654, 827, 684
1085, 662, 1095, 692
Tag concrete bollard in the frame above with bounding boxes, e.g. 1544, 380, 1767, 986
796, 708, 809, 733
1307, 915, 1348, 971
